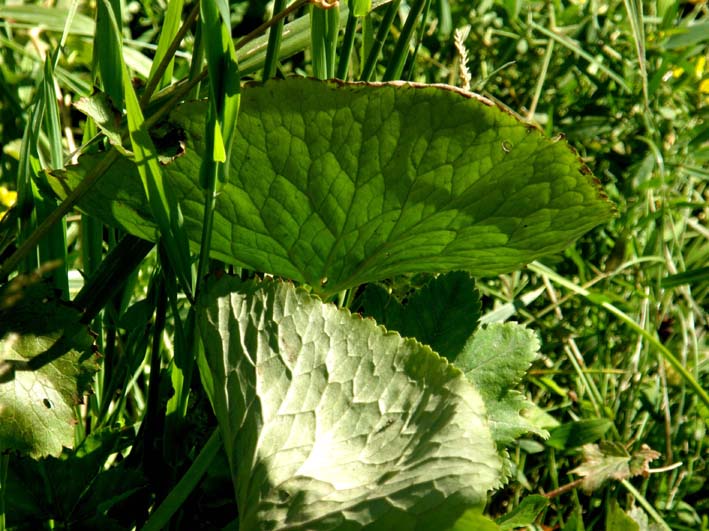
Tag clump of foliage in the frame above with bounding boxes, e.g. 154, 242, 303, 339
0, 1, 706, 530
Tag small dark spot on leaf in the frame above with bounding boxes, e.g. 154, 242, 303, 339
43, 398, 53, 409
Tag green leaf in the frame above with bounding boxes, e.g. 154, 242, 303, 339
74, 91, 123, 148
606, 499, 640, 531
48, 79, 614, 294
546, 419, 613, 451
571, 442, 660, 493
496, 494, 549, 529
197, 277, 502, 531
352, 0, 373, 17
446, 508, 502, 531
357, 272, 481, 360
455, 323, 548, 445
0, 276, 97, 457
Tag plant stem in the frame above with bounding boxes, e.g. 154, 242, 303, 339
360, 0, 400, 81
263, 0, 288, 79
235, 0, 309, 52
337, 5, 357, 79
383, 0, 427, 81
141, 1, 200, 106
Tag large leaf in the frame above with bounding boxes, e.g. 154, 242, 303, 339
50, 78, 614, 294
0, 275, 97, 457
455, 323, 548, 446
197, 277, 501, 531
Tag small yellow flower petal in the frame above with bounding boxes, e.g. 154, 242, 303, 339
0, 186, 17, 209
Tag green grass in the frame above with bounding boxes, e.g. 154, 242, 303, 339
0, 1, 707, 529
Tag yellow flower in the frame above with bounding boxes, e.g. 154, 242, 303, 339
0, 185, 17, 219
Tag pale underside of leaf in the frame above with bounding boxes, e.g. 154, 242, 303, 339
198, 277, 502, 531
49, 78, 614, 294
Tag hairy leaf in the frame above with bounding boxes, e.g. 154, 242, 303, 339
455, 323, 548, 445
0, 275, 97, 457
198, 277, 501, 530
49, 79, 614, 294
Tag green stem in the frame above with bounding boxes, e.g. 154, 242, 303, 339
263, 0, 288, 79
404, 0, 431, 80
360, 0, 400, 81
0, 149, 119, 279
311, 5, 328, 79
383, 0, 426, 81
621, 479, 671, 531
141, 429, 222, 531
337, 5, 357, 79
325, 5, 340, 78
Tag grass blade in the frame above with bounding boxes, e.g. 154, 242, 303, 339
383, 0, 426, 81
360, 0, 400, 81
528, 261, 709, 418
147, 0, 184, 93
263, 0, 288, 79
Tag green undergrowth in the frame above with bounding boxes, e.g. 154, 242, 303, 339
0, 1, 707, 530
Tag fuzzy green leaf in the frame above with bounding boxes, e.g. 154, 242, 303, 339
357, 272, 480, 360
197, 277, 501, 531
0, 276, 97, 457
455, 323, 547, 445
48, 79, 613, 294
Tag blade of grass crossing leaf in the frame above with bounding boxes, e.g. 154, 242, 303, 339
382, 0, 426, 80
147, 0, 184, 92
94, 0, 123, 106
528, 261, 709, 417
37, 57, 69, 297
360, 0, 400, 81
197, 0, 241, 288
98, 0, 194, 298
263, 0, 288, 79
123, 77, 194, 297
